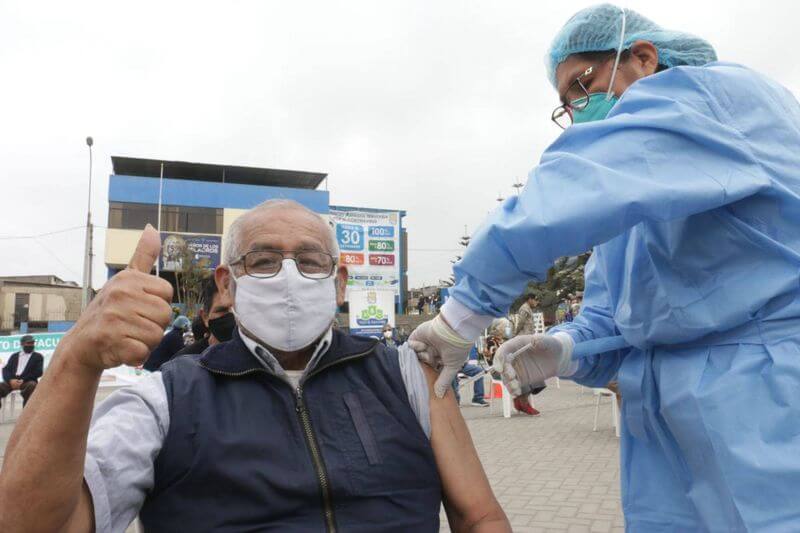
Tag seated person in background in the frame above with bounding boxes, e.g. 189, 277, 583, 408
0, 335, 44, 408
485, 320, 542, 417
0, 200, 510, 533
452, 345, 488, 407
173, 277, 234, 357
142, 315, 190, 372
482, 318, 510, 367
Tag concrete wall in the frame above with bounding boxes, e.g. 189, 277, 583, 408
105, 228, 145, 268
0, 283, 82, 331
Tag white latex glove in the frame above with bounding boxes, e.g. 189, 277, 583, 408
492, 333, 575, 397
408, 314, 474, 398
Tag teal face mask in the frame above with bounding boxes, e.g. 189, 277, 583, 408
571, 93, 619, 124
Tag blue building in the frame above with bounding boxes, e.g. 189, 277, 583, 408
105, 157, 406, 312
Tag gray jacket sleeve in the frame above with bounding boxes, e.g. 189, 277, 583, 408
83, 372, 170, 533
397, 344, 431, 439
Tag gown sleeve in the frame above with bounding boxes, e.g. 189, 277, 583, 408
450, 66, 771, 317
548, 251, 627, 387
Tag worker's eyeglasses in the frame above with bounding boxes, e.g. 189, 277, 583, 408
230, 250, 337, 279
551, 65, 597, 130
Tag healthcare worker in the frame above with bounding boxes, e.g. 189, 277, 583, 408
408, 3, 800, 531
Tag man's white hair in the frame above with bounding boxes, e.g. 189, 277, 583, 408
224, 199, 339, 265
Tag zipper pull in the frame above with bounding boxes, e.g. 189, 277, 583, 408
295, 387, 303, 412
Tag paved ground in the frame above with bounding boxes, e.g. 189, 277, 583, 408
1, 380, 623, 532
445, 380, 624, 532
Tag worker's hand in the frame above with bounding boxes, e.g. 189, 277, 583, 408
493, 334, 573, 397
9, 379, 22, 390
408, 314, 474, 398
64, 225, 174, 372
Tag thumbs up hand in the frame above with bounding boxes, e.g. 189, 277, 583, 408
66, 224, 174, 371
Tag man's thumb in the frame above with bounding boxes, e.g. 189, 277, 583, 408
128, 224, 161, 273
434, 367, 459, 399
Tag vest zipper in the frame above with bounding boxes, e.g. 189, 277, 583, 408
196, 364, 269, 378
295, 386, 336, 533
199, 342, 379, 533
293, 345, 378, 533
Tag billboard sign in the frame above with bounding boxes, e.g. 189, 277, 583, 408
160, 233, 222, 272
329, 208, 401, 298
348, 289, 396, 337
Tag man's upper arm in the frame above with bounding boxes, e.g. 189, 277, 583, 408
419, 363, 508, 531
63, 483, 95, 533
83, 372, 170, 533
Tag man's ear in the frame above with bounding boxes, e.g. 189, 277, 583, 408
336, 266, 348, 307
215, 266, 234, 308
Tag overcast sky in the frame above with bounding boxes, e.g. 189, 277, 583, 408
1, 0, 798, 290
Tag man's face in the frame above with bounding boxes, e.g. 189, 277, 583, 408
215, 206, 348, 307
201, 291, 232, 327
527, 297, 538, 307
21, 341, 34, 353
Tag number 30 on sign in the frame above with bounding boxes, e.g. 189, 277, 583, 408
337, 224, 364, 251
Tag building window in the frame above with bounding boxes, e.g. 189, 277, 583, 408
13, 293, 29, 328
108, 203, 222, 234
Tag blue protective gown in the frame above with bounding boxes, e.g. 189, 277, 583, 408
451, 62, 800, 532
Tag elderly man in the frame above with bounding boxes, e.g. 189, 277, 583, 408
0, 200, 509, 533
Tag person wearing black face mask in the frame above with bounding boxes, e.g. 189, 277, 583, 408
0, 334, 44, 408
173, 276, 234, 358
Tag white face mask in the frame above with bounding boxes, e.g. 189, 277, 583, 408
233, 259, 337, 352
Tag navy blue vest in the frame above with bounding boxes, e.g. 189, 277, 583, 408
139, 329, 442, 532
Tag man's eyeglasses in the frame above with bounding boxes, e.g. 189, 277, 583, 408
551, 65, 596, 130
230, 250, 337, 279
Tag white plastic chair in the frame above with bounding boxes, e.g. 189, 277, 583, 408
1, 390, 22, 423
592, 388, 620, 437
488, 378, 513, 418
488, 379, 538, 418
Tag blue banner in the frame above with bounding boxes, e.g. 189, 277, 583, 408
336, 223, 364, 251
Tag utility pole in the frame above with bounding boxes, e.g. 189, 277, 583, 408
156, 161, 164, 276
81, 136, 94, 311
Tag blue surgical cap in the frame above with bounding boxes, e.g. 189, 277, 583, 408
546, 3, 717, 88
